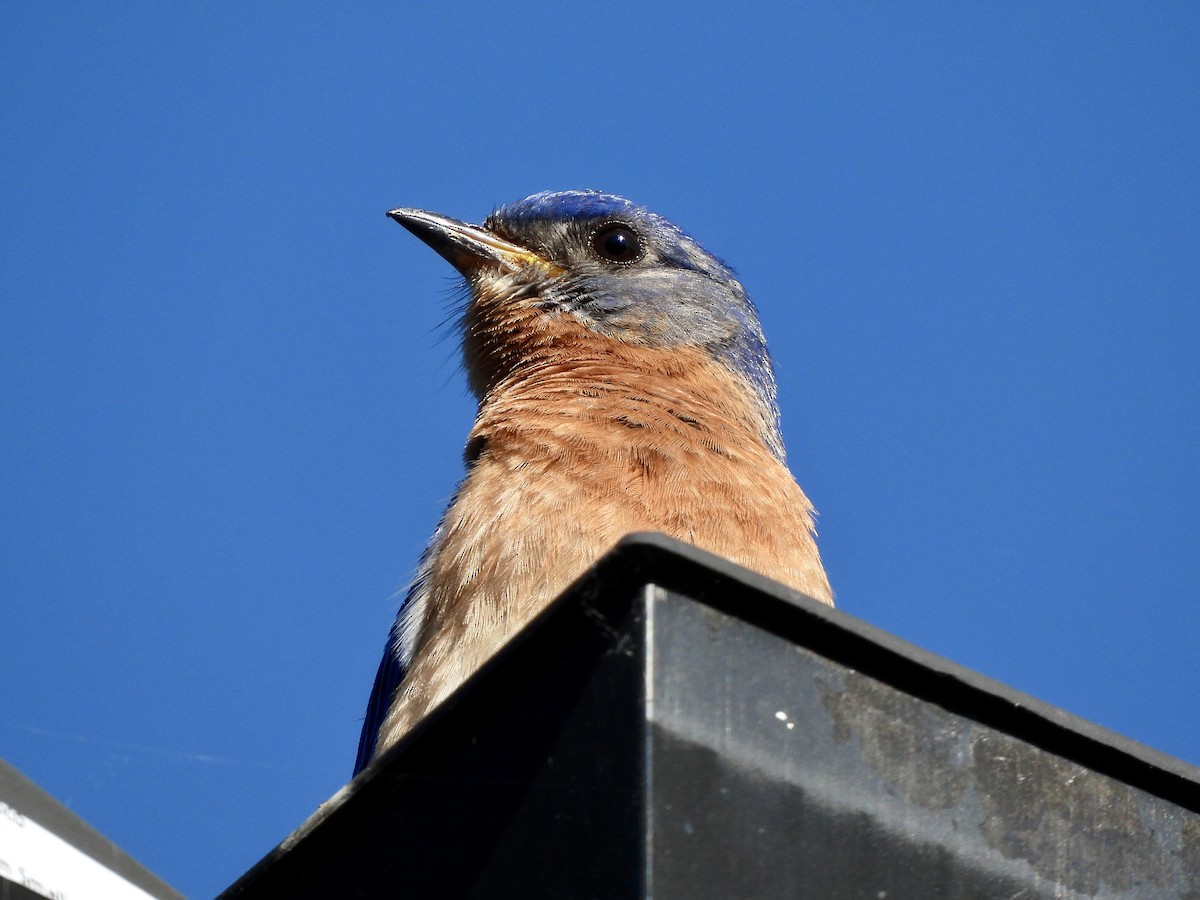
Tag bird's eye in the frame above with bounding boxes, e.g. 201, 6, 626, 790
591, 224, 642, 264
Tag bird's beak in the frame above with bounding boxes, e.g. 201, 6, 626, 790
387, 208, 555, 275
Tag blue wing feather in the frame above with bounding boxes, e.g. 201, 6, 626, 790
353, 636, 405, 775
354, 556, 437, 775
354, 509, 451, 775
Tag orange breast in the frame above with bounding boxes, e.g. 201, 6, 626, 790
374, 327, 832, 753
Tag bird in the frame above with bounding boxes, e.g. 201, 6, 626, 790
354, 190, 833, 774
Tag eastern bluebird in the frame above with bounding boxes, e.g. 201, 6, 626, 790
355, 191, 833, 774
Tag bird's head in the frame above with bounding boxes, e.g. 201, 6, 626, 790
388, 190, 784, 458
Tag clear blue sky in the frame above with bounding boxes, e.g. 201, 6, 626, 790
2, 5, 1197, 897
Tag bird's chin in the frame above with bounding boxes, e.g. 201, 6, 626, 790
467, 267, 549, 309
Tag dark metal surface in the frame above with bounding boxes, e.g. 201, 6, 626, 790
0, 880, 46, 900
647, 588, 1197, 897
221, 533, 1200, 899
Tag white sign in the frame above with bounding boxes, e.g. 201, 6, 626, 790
0, 801, 159, 900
